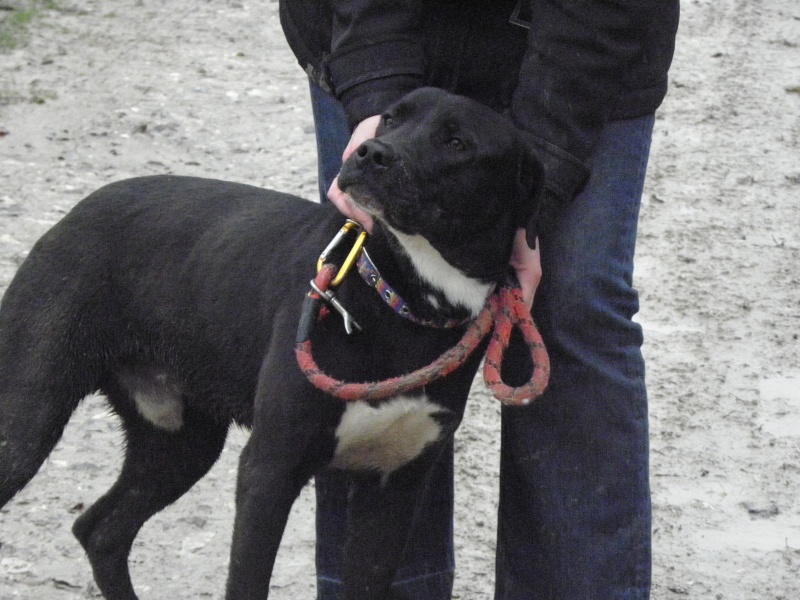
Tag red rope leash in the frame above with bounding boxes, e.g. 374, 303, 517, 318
295, 268, 550, 406
482, 285, 550, 405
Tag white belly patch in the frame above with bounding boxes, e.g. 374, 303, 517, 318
117, 367, 184, 432
330, 395, 445, 477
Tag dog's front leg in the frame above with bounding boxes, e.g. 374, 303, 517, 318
225, 384, 335, 600
225, 431, 305, 600
342, 445, 446, 600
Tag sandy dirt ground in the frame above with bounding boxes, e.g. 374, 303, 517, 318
0, 0, 798, 598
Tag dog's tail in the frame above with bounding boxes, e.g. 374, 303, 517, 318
0, 257, 103, 507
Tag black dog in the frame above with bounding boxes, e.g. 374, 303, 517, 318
0, 88, 542, 599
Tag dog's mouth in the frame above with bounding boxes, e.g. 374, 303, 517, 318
342, 187, 383, 214
337, 164, 385, 216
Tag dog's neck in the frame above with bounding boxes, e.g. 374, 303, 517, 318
363, 224, 495, 322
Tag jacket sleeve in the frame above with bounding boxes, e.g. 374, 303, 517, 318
512, 0, 677, 202
325, 0, 426, 130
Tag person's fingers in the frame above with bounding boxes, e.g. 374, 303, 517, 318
327, 115, 382, 232
327, 176, 374, 232
342, 115, 382, 161
509, 228, 542, 310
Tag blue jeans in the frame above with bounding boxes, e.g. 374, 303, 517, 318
309, 81, 654, 600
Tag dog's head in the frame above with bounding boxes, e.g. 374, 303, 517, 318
337, 88, 544, 286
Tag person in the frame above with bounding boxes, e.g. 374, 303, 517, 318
278, 1, 680, 598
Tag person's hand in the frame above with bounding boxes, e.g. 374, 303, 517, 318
327, 115, 383, 233
509, 228, 541, 310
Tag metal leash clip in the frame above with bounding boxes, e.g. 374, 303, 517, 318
311, 220, 368, 335
309, 279, 362, 335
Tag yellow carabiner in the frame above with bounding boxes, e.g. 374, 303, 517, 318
316, 220, 368, 288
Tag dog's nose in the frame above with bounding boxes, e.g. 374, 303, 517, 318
355, 140, 394, 169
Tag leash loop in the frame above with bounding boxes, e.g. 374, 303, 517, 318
481, 285, 550, 405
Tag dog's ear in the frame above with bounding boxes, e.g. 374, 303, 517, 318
515, 142, 546, 249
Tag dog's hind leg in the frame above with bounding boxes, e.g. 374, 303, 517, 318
73, 385, 228, 600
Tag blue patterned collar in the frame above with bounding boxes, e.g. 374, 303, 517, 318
356, 249, 471, 329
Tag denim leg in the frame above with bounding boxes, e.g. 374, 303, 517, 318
495, 114, 655, 600
309, 81, 456, 600
309, 82, 351, 203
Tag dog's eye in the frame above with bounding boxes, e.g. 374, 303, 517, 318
447, 137, 466, 151
383, 115, 394, 128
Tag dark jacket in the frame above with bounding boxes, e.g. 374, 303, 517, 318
279, 0, 679, 202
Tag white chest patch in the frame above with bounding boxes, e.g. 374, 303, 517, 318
330, 395, 446, 477
387, 227, 493, 317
